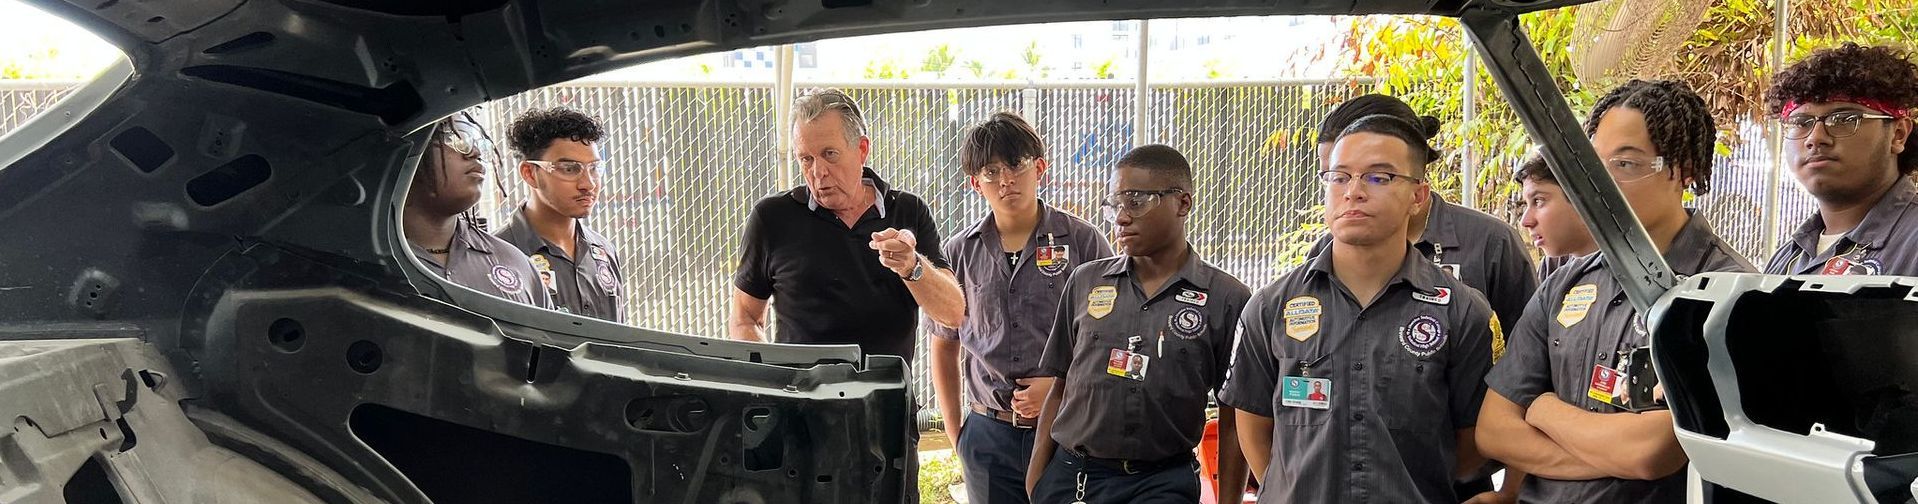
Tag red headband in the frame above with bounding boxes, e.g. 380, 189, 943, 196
1783, 96, 1912, 119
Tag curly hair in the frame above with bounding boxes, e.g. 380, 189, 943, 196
1766, 43, 1918, 175
506, 107, 605, 160
1583, 79, 1718, 195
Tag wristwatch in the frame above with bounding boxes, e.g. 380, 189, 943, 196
905, 253, 926, 281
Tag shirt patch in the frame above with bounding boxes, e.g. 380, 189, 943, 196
595, 256, 619, 292
1822, 255, 1881, 275
490, 264, 525, 296
529, 254, 557, 292
1399, 314, 1446, 358
1283, 296, 1322, 342
1176, 288, 1208, 306
1490, 313, 1506, 363
1087, 285, 1117, 319
1412, 287, 1452, 305
1169, 306, 1206, 340
1035, 245, 1070, 277
1557, 283, 1599, 328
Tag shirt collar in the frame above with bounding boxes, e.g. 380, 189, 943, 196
961, 200, 1076, 242
503, 205, 600, 260
454, 217, 493, 255
1587, 209, 1718, 275
798, 167, 891, 219
1790, 181, 1917, 253
1100, 244, 1213, 291
1416, 194, 1460, 252
1304, 241, 1443, 295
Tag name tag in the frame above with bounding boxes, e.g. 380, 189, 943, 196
1587, 364, 1623, 404
1107, 348, 1149, 381
1281, 376, 1331, 410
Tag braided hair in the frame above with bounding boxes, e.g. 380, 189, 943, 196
415, 113, 491, 231
1583, 79, 1718, 195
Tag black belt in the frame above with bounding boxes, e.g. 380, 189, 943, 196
1064, 447, 1192, 475
970, 403, 1036, 429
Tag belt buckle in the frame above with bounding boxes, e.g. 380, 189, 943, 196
1122, 459, 1136, 475
1012, 415, 1036, 429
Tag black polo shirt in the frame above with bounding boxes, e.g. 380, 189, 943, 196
733, 168, 949, 363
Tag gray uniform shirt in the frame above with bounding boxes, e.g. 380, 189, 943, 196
1310, 196, 1537, 330
411, 218, 553, 309
1766, 182, 1918, 276
495, 206, 626, 323
933, 203, 1113, 414
1039, 249, 1252, 461
1486, 212, 1754, 503
1220, 244, 1497, 504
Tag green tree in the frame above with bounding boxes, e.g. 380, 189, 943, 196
921, 44, 956, 77
1021, 40, 1045, 78
964, 59, 987, 78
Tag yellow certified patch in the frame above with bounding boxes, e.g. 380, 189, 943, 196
529, 254, 551, 272
1557, 284, 1599, 328
1489, 314, 1506, 362
1087, 285, 1117, 319
1283, 296, 1322, 342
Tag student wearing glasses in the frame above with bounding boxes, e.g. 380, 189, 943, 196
1221, 115, 1498, 503
928, 112, 1113, 504
1763, 43, 1918, 277
1478, 80, 1755, 504
1026, 144, 1250, 503
404, 111, 553, 309
495, 107, 626, 322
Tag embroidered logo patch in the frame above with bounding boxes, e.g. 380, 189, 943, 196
1557, 284, 1599, 328
1087, 285, 1117, 319
1412, 287, 1451, 306
1176, 288, 1209, 307
1169, 306, 1206, 339
490, 264, 525, 296
1399, 315, 1446, 358
1490, 314, 1506, 363
1283, 296, 1322, 342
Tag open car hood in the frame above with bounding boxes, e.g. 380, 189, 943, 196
12, 0, 1888, 502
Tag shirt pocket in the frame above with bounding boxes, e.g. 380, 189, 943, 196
1381, 348, 1450, 431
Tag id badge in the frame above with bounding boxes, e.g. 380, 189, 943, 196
1107, 348, 1149, 381
1035, 245, 1069, 268
1587, 364, 1623, 404
1280, 376, 1331, 410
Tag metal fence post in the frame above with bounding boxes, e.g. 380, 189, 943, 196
1462, 35, 1480, 210
776, 44, 797, 187
1136, 19, 1151, 146
1762, 0, 1789, 253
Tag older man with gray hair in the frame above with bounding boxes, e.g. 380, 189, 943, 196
729, 88, 965, 365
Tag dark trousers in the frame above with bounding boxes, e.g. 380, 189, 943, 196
957, 412, 1037, 504
1031, 447, 1198, 504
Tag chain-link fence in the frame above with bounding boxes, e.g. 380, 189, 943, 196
0, 75, 1815, 416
